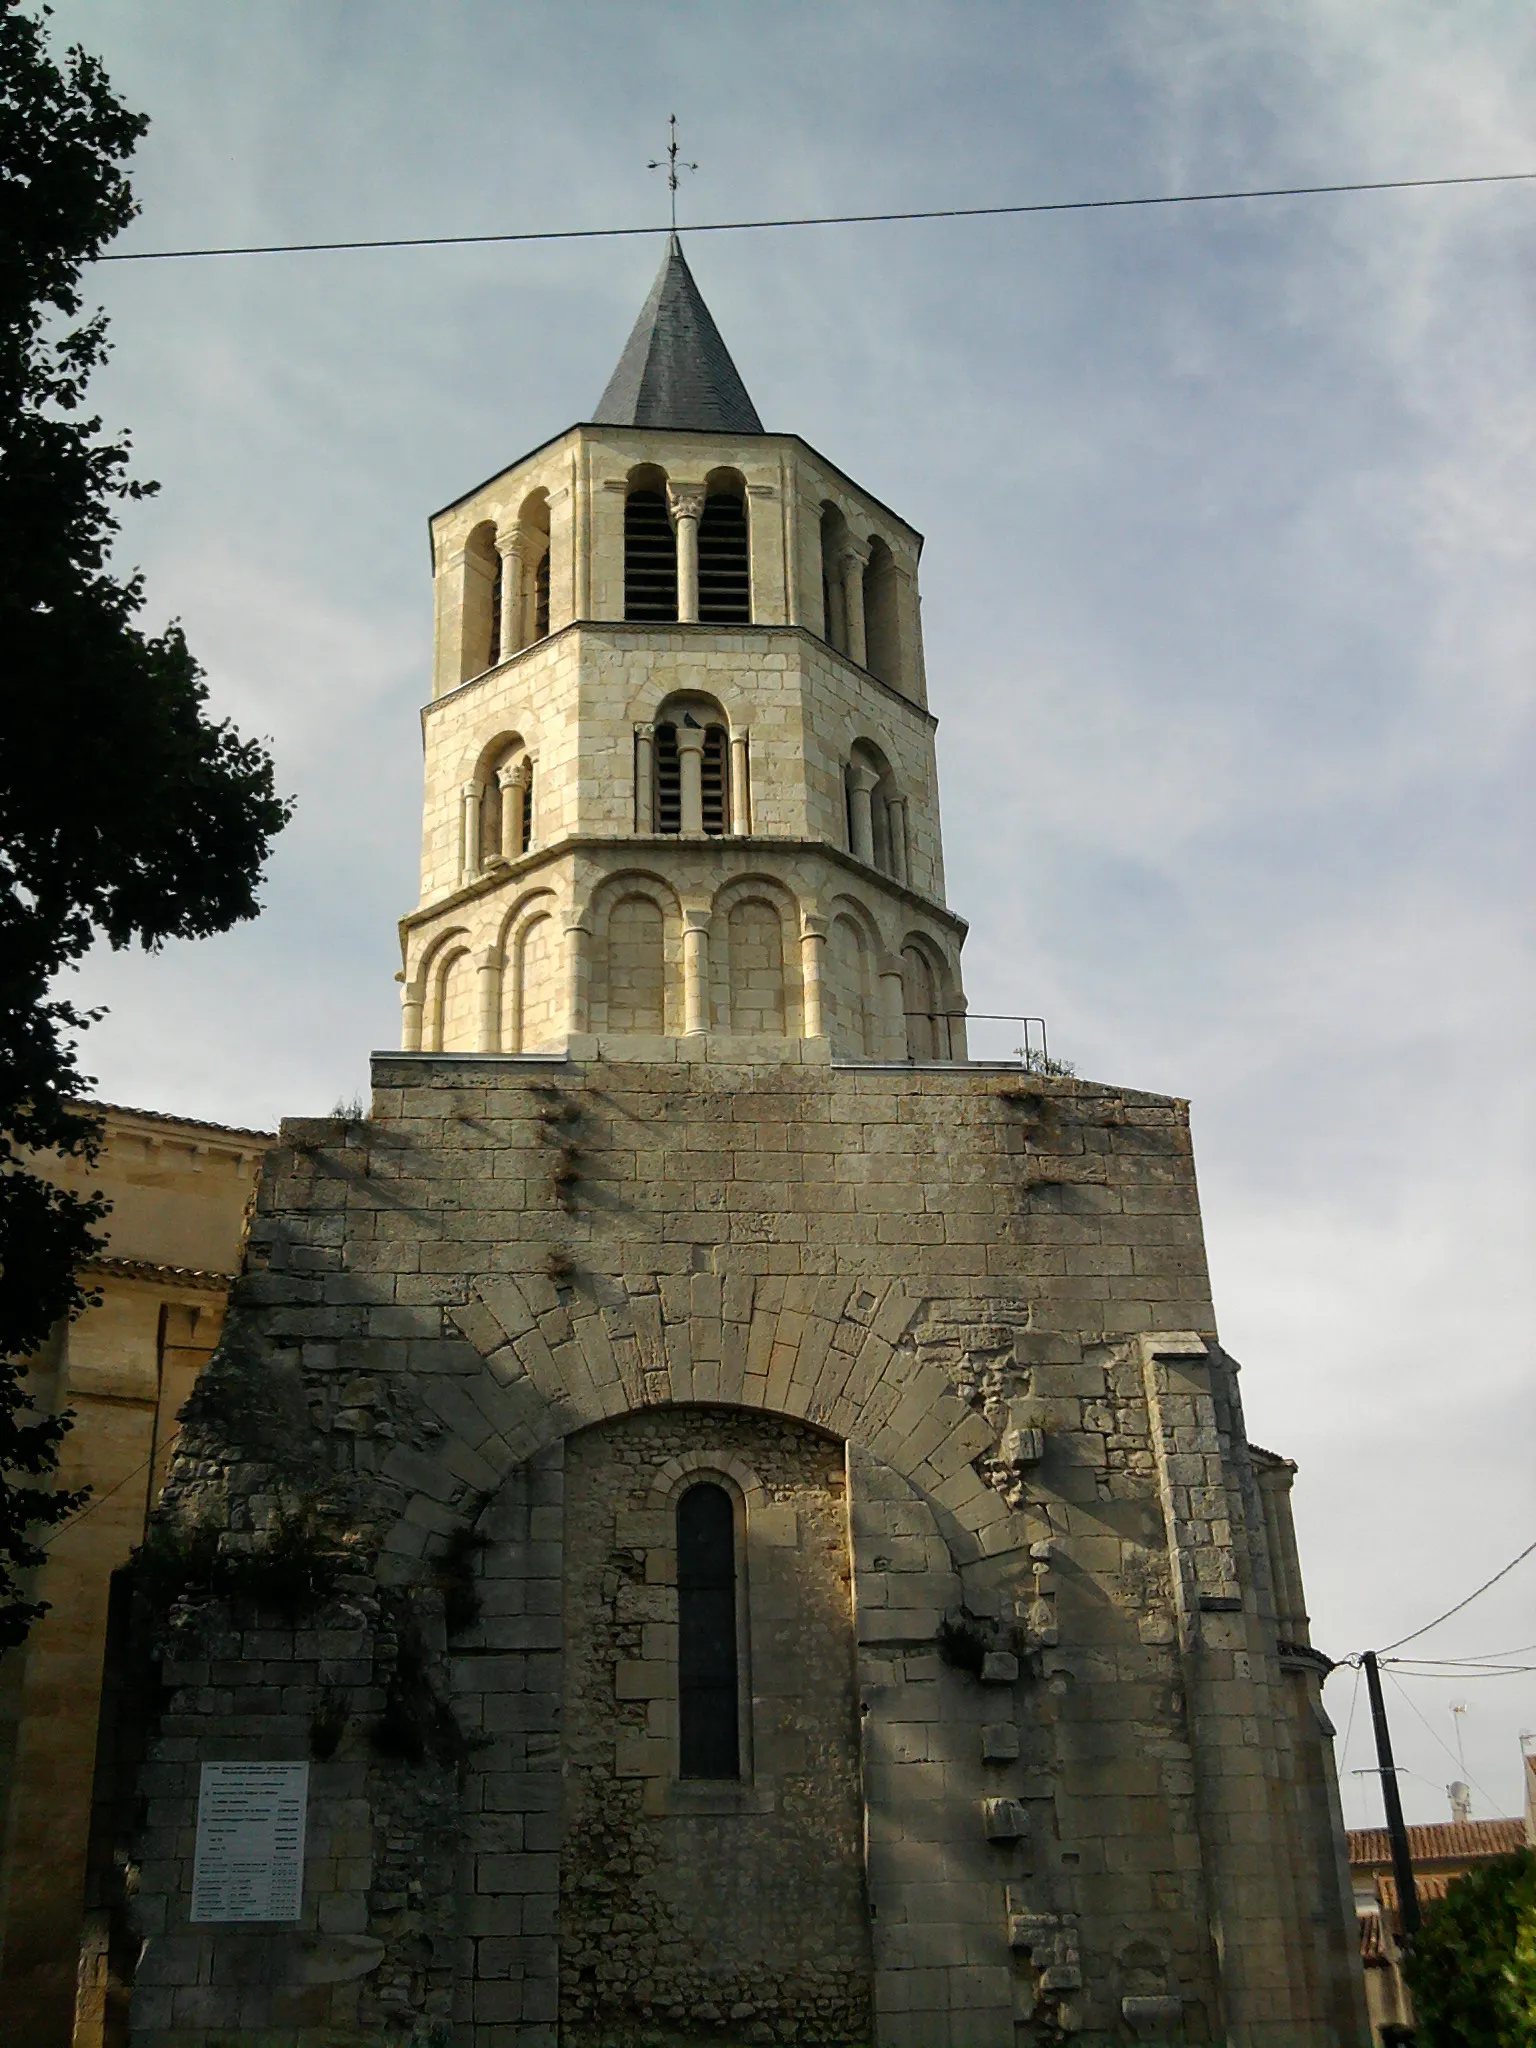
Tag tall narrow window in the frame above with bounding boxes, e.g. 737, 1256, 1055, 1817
521, 762, 534, 852
488, 555, 504, 667
625, 490, 678, 621
653, 724, 682, 834
700, 726, 729, 835
698, 493, 750, 623
677, 1483, 739, 1780
533, 550, 550, 640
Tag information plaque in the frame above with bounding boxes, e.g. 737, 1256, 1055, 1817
190, 1761, 309, 1923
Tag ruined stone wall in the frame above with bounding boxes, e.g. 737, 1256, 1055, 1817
112, 1054, 1369, 2048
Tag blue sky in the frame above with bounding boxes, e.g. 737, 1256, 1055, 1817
50, 0, 1535, 1822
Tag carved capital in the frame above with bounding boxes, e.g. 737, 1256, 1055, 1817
838, 538, 871, 575
495, 526, 529, 562
667, 482, 707, 526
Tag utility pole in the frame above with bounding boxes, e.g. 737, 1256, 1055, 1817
1363, 1650, 1421, 1940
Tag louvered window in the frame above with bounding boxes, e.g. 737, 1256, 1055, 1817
654, 724, 682, 834
533, 550, 550, 640
677, 1484, 739, 1780
698, 493, 750, 623
701, 726, 728, 835
625, 490, 678, 621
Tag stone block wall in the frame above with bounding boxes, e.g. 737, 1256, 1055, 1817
110, 1055, 1368, 2047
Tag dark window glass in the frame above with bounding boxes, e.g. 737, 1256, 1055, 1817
625, 490, 678, 621
677, 1483, 739, 1780
698, 493, 750, 623
488, 554, 503, 668
534, 550, 550, 640
521, 763, 534, 853
654, 723, 682, 835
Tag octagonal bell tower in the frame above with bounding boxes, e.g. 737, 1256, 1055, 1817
399, 235, 968, 1063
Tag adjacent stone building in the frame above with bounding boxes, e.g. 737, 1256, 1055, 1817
107, 238, 1369, 2046
0, 1105, 267, 2046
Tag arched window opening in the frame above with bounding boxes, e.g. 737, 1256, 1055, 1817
845, 740, 901, 878
701, 725, 729, 835
677, 1483, 739, 1780
654, 724, 682, 834
463, 521, 499, 679
864, 537, 900, 689
652, 699, 730, 836
625, 487, 678, 621
533, 549, 550, 640
477, 740, 534, 868
698, 491, 750, 623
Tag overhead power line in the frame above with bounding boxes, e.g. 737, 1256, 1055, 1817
1380, 1535, 1536, 1653
92, 168, 1536, 266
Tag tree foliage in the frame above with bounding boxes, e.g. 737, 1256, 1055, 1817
0, 2, 290, 1648
1404, 1848, 1536, 2046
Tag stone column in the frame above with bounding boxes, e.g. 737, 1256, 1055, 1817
799, 913, 828, 1039
497, 763, 524, 862
879, 958, 907, 1060
399, 978, 424, 1052
681, 908, 710, 1036
669, 483, 706, 624
460, 782, 481, 882
675, 721, 706, 834
564, 919, 592, 1037
475, 949, 500, 1053
839, 539, 870, 669
847, 763, 879, 865
886, 796, 909, 884
495, 529, 526, 660
634, 724, 655, 833
729, 732, 750, 836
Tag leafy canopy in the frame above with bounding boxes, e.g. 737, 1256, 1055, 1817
0, 1, 290, 1648
1404, 1848, 1536, 2047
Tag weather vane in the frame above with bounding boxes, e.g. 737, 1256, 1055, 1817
648, 114, 698, 231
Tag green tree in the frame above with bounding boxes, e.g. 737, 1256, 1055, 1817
1404, 1848, 1536, 2046
0, 2, 290, 1648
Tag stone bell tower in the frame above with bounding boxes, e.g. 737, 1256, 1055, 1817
113, 240, 1370, 2048
399, 234, 967, 1065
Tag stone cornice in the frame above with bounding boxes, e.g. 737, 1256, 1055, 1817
399, 833, 968, 939
426, 618, 937, 729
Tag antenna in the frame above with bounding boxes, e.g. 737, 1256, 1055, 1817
648, 114, 699, 231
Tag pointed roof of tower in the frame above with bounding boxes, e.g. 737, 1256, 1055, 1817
593, 234, 764, 435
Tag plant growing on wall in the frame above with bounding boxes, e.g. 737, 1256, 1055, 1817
0, 2, 290, 1649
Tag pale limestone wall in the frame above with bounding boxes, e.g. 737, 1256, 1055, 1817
401, 839, 964, 1061
557, 1406, 871, 2043
415, 627, 945, 910
428, 426, 924, 703
116, 1057, 1368, 2048
0, 1106, 267, 2048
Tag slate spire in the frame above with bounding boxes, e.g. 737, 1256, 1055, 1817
593, 234, 763, 435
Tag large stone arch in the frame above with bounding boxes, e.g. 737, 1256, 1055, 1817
380, 1270, 1015, 1582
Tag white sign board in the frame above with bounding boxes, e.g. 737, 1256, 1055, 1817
190, 1761, 309, 1923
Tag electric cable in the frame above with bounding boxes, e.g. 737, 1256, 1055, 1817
92, 168, 1536, 266
37, 1430, 180, 1548
1383, 1668, 1505, 1817
1380, 1536, 1536, 1652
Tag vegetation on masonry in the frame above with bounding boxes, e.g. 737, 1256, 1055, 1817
0, 2, 289, 1649
131, 1499, 343, 1619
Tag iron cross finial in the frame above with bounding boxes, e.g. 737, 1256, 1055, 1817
648, 114, 698, 231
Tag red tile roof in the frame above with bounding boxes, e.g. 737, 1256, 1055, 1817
1348, 1819, 1526, 1867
